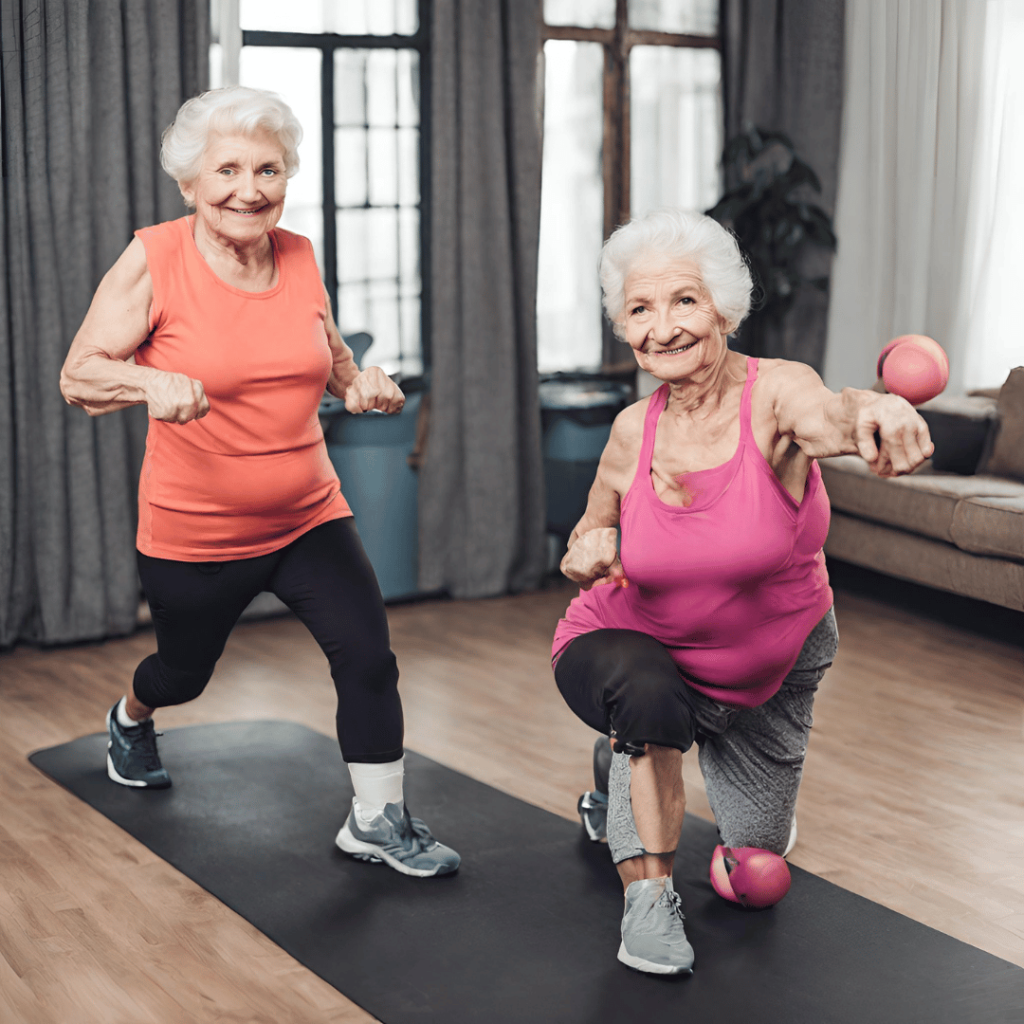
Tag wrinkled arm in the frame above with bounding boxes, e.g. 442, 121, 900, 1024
560, 410, 637, 588
323, 287, 360, 398
769, 361, 933, 477
323, 287, 404, 414
60, 239, 158, 415
60, 239, 209, 423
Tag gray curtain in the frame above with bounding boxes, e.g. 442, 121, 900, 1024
418, 0, 547, 599
1, 0, 208, 647
720, 0, 845, 370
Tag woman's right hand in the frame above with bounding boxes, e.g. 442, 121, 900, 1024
145, 372, 210, 423
560, 527, 628, 591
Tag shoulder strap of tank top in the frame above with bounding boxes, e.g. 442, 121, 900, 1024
637, 382, 669, 481
739, 357, 759, 443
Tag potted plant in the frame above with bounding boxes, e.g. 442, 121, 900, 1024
706, 125, 837, 357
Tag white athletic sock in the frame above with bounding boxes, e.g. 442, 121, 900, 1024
348, 757, 405, 823
115, 695, 150, 728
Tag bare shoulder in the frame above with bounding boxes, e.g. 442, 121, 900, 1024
100, 236, 153, 303
754, 357, 821, 394
607, 396, 649, 455
595, 395, 650, 491
754, 357, 828, 412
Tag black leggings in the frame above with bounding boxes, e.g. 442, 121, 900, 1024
134, 518, 402, 764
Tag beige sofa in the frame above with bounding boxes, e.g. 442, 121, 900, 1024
819, 369, 1024, 613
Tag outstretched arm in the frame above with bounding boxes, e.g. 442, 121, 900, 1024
767, 361, 934, 477
323, 287, 404, 414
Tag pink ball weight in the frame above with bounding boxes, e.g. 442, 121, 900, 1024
877, 335, 949, 406
710, 844, 792, 909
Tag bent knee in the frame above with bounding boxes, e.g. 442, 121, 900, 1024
332, 650, 399, 696
611, 670, 696, 751
134, 655, 215, 707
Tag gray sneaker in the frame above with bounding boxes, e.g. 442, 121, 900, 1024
105, 703, 171, 789
618, 877, 695, 975
784, 814, 798, 857
335, 800, 461, 877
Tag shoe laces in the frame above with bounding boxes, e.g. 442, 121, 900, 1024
658, 887, 686, 924
128, 721, 164, 771
404, 813, 437, 852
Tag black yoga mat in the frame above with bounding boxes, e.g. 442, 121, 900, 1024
30, 721, 1024, 1024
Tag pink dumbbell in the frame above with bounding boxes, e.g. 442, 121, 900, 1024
876, 335, 949, 406
710, 844, 792, 908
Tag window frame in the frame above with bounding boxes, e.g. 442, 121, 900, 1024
538, 0, 720, 368
241, 0, 432, 375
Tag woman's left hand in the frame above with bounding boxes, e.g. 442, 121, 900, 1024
344, 368, 406, 415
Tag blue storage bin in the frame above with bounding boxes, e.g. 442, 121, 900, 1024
540, 379, 631, 540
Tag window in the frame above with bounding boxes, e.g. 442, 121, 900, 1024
212, 0, 428, 379
537, 0, 722, 373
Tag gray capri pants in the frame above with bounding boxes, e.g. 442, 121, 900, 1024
555, 609, 839, 859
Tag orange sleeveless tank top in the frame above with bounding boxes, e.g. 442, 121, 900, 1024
133, 216, 350, 560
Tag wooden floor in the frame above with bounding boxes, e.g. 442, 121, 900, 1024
1, 572, 1022, 1023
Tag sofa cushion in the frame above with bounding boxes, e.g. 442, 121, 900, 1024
917, 394, 998, 475
819, 455, 1024, 545
826, 512, 1024, 611
979, 367, 1024, 482
951, 495, 1024, 561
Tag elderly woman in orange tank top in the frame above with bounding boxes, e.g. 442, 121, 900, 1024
553, 208, 934, 975
59, 87, 459, 879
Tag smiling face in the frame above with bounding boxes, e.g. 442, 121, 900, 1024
621, 258, 733, 384
180, 130, 288, 247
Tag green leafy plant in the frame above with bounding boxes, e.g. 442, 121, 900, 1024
706, 125, 837, 353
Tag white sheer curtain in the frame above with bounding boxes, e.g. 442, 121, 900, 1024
823, 0, 993, 394
953, 1, 1024, 389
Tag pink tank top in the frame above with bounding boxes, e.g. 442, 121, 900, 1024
552, 358, 833, 709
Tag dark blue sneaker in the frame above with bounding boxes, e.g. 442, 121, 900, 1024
578, 734, 612, 840
578, 790, 609, 841
106, 703, 172, 788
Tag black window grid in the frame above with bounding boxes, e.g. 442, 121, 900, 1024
242, 1, 430, 378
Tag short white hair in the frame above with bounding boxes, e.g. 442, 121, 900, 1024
600, 208, 753, 338
160, 86, 303, 189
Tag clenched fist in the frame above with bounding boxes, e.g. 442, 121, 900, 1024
852, 392, 933, 477
344, 367, 405, 415
561, 527, 628, 591
146, 372, 210, 424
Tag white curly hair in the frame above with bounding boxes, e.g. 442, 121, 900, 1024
600, 208, 753, 338
160, 86, 303, 197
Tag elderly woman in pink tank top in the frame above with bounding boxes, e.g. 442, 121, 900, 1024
59, 87, 459, 880
552, 208, 933, 975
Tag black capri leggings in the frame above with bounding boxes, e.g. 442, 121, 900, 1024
134, 517, 402, 764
